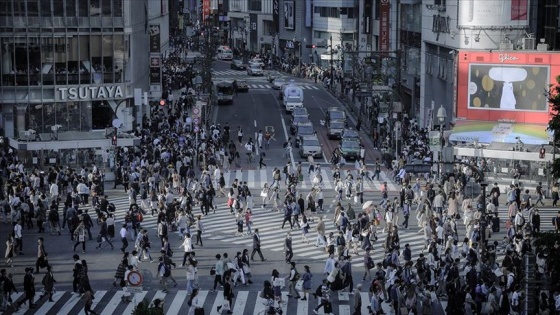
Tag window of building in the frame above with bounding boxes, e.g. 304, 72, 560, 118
113, 0, 123, 16
66, 0, 76, 17
26, 0, 39, 17
250, 0, 261, 11
90, 0, 101, 16
53, 0, 64, 17
40, 0, 52, 17
0, 1, 8, 16
102, 0, 112, 16
78, 1, 88, 16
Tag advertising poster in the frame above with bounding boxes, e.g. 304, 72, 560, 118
467, 64, 549, 111
284, 1, 295, 30
203, 0, 211, 21
149, 24, 160, 53
273, 0, 279, 32
363, 0, 372, 34
458, 0, 528, 27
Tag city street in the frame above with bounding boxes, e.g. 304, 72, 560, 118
1, 59, 559, 315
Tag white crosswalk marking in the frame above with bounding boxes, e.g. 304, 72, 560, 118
10, 289, 425, 314
221, 167, 398, 191
213, 70, 247, 76
247, 84, 320, 90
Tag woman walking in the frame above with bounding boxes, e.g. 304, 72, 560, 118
300, 265, 313, 301
217, 272, 234, 314
300, 214, 310, 243
73, 221, 87, 253
39, 265, 56, 302
260, 184, 269, 210
187, 288, 202, 315
5, 232, 15, 267
271, 269, 284, 304
194, 215, 204, 246
245, 210, 253, 236
113, 252, 129, 287
139, 229, 154, 262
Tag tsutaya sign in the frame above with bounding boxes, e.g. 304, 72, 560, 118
55, 85, 126, 101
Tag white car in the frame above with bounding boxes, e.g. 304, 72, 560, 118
247, 64, 263, 76
250, 58, 264, 67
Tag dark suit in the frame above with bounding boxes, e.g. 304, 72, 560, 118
251, 233, 265, 261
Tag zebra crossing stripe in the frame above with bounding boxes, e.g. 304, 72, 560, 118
121, 290, 148, 315
167, 290, 188, 315
35, 291, 65, 314
232, 290, 249, 314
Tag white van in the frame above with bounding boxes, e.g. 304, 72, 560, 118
217, 46, 233, 60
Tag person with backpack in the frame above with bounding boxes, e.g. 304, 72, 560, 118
156, 256, 170, 293
313, 279, 332, 315
514, 211, 525, 233
286, 262, 301, 299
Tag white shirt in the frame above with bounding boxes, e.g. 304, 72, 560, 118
120, 227, 128, 238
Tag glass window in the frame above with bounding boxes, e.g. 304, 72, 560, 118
53, 0, 64, 17
79, 0, 88, 16
102, 0, 112, 16
27, 0, 39, 17
113, 34, 124, 83
78, 35, 90, 83
66, 0, 76, 17
41, 0, 52, 17
91, 0, 101, 16
13, 0, 25, 16
250, 0, 261, 11
0, 1, 9, 16
113, 0, 122, 17
28, 36, 41, 85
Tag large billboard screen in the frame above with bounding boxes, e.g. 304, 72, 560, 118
458, 0, 528, 28
457, 51, 560, 124
467, 64, 549, 112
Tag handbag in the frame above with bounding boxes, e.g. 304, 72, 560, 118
221, 300, 230, 311
242, 265, 251, 275
210, 267, 216, 276
295, 279, 304, 291
96, 234, 102, 243
354, 195, 358, 203
260, 191, 268, 197
79, 234, 85, 242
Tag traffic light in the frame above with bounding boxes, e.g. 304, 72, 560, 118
159, 99, 165, 106
312, 44, 316, 49
111, 135, 117, 146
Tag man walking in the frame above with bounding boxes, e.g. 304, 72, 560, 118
281, 203, 293, 229
119, 223, 129, 253
251, 229, 267, 262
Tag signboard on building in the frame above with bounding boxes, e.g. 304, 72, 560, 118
379, 0, 390, 52
363, 0, 372, 34
284, 1, 295, 30
149, 24, 161, 53
273, 0, 279, 32
457, 51, 560, 124
458, 0, 528, 28
202, 0, 211, 21
55, 85, 126, 102
150, 53, 162, 87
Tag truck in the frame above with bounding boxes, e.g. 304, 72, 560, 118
282, 82, 304, 112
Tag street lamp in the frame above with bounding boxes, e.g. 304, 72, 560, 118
436, 104, 447, 180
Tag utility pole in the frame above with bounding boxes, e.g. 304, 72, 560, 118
330, 35, 334, 91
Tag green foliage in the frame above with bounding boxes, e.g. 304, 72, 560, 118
546, 75, 560, 178
132, 298, 164, 315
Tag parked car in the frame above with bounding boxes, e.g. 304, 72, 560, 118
235, 80, 249, 92
326, 119, 346, 139
299, 135, 322, 158
326, 107, 347, 126
272, 78, 286, 89
230, 59, 246, 70
339, 138, 361, 160
290, 115, 311, 135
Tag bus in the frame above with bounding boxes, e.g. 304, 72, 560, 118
217, 46, 233, 60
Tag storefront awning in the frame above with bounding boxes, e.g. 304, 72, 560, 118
449, 120, 551, 145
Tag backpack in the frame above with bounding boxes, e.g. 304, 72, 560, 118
315, 284, 323, 298
163, 263, 171, 277
382, 253, 391, 269
283, 165, 288, 174
137, 212, 144, 222
406, 189, 414, 200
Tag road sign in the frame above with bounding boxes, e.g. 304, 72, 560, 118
194, 126, 199, 133
193, 117, 199, 125
192, 107, 200, 116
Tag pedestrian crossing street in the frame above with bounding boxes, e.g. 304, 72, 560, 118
245, 84, 320, 90
5, 289, 402, 315
219, 168, 398, 191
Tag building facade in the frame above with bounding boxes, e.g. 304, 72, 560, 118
0, 0, 168, 167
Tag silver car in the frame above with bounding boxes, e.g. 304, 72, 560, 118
299, 135, 322, 158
